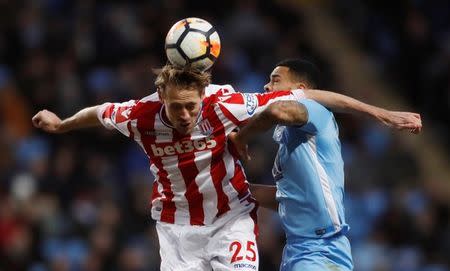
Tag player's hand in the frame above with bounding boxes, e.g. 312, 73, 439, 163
381, 111, 422, 134
32, 109, 63, 133
228, 132, 251, 162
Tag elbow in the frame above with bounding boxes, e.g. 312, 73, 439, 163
265, 101, 308, 125
264, 102, 286, 124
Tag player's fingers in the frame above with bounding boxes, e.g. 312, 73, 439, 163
411, 120, 422, 129
404, 123, 419, 129
409, 126, 422, 134
32, 116, 41, 127
397, 122, 414, 129
32, 110, 46, 125
400, 123, 420, 131
403, 117, 422, 127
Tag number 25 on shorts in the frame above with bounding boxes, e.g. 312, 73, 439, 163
229, 241, 256, 263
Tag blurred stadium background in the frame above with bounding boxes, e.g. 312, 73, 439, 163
0, 0, 449, 270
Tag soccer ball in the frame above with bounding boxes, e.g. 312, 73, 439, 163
165, 17, 221, 71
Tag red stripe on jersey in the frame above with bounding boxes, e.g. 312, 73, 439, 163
218, 93, 244, 104
151, 180, 160, 204
256, 90, 292, 106
102, 104, 115, 119
175, 131, 205, 226
229, 160, 250, 199
137, 104, 176, 224
218, 103, 243, 126
112, 103, 135, 124
156, 168, 176, 223
204, 107, 230, 218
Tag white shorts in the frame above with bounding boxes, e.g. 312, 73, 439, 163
156, 212, 259, 271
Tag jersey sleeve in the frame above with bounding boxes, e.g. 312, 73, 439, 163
96, 99, 138, 137
296, 99, 333, 135
218, 89, 305, 126
205, 84, 237, 96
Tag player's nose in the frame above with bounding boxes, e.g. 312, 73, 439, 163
264, 83, 271, 92
179, 109, 190, 120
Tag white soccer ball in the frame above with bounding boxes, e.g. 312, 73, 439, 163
165, 17, 221, 71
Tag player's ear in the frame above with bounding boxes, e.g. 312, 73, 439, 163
157, 87, 165, 101
200, 88, 206, 99
295, 82, 308, 90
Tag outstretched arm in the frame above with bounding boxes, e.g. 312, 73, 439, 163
229, 100, 306, 160
249, 183, 278, 211
303, 89, 422, 133
32, 106, 101, 133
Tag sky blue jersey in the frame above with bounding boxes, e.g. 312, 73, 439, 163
272, 99, 349, 239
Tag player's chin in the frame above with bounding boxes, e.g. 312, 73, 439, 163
176, 124, 194, 134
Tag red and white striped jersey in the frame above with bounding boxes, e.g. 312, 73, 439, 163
97, 84, 305, 225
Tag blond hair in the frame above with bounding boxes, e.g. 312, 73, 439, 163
155, 64, 211, 94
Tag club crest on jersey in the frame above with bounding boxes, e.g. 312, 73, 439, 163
199, 119, 213, 136
244, 93, 258, 115
273, 125, 285, 142
272, 152, 283, 181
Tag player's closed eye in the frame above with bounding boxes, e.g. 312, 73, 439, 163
186, 103, 196, 111
170, 104, 184, 111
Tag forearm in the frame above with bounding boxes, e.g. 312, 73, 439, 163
238, 101, 307, 143
59, 106, 102, 132
303, 89, 387, 121
249, 183, 278, 211
238, 110, 277, 143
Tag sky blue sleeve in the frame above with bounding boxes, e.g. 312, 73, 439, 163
296, 99, 333, 135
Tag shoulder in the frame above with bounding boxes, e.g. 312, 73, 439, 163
205, 91, 244, 105
299, 99, 331, 115
129, 93, 162, 119
295, 99, 335, 135
205, 84, 237, 96
140, 92, 160, 102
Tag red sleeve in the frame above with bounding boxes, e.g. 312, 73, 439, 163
96, 100, 138, 137
217, 89, 305, 126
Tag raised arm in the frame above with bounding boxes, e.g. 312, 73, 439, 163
32, 106, 101, 133
303, 89, 422, 133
